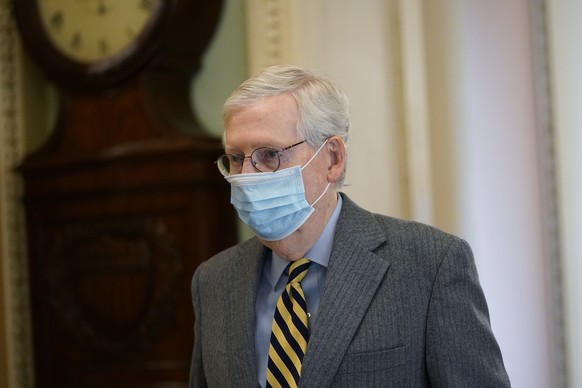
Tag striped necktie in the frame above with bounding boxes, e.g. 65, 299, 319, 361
267, 258, 311, 388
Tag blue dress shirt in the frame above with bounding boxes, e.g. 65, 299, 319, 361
254, 195, 343, 387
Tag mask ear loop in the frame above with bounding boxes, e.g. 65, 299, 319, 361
300, 138, 333, 207
301, 132, 349, 171
300, 139, 329, 171
301, 134, 348, 206
310, 182, 331, 207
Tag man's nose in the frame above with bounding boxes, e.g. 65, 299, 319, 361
241, 157, 256, 174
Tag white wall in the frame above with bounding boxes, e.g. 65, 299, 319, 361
425, 2, 552, 387
290, 1, 553, 387
296, 0, 408, 219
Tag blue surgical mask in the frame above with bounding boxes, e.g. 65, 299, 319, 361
225, 141, 330, 241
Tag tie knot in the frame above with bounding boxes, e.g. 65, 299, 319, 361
287, 258, 311, 284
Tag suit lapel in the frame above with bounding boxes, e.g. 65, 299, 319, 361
300, 195, 390, 387
225, 239, 266, 386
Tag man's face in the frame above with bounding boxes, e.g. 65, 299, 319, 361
224, 93, 329, 205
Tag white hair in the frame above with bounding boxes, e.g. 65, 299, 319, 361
222, 64, 350, 185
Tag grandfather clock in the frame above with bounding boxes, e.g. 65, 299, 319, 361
12, 0, 236, 386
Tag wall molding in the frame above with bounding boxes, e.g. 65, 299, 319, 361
530, 0, 566, 386
244, 0, 298, 75
0, 0, 33, 386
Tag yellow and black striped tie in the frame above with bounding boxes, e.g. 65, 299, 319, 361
267, 258, 311, 388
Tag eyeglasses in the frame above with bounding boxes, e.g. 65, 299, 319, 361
216, 140, 306, 176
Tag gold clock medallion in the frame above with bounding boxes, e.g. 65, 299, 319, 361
37, 0, 161, 64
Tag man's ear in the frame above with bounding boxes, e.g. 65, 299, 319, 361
326, 136, 346, 183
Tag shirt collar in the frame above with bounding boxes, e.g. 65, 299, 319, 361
268, 194, 343, 288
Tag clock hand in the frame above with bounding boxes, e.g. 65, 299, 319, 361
97, 0, 107, 16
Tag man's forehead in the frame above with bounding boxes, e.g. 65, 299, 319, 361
224, 98, 300, 146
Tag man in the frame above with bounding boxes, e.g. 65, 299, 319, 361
189, 65, 510, 387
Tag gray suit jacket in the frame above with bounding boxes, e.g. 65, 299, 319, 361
190, 194, 510, 387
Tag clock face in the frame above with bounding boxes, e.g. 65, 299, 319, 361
14, 0, 221, 93
37, 0, 162, 64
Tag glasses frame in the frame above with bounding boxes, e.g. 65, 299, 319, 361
216, 140, 306, 176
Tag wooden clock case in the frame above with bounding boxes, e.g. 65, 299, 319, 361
13, 0, 236, 386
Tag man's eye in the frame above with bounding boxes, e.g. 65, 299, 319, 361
231, 155, 244, 164
263, 149, 279, 159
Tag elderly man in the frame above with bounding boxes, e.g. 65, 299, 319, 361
189, 65, 510, 387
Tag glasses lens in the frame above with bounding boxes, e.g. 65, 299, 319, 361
216, 154, 240, 176
251, 147, 281, 172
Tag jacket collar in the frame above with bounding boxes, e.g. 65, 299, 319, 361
300, 193, 391, 387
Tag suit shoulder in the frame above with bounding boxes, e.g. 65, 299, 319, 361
194, 237, 263, 279
338, 193, 470, 256
375, 213, 463, 242
368, 212, 473, 264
